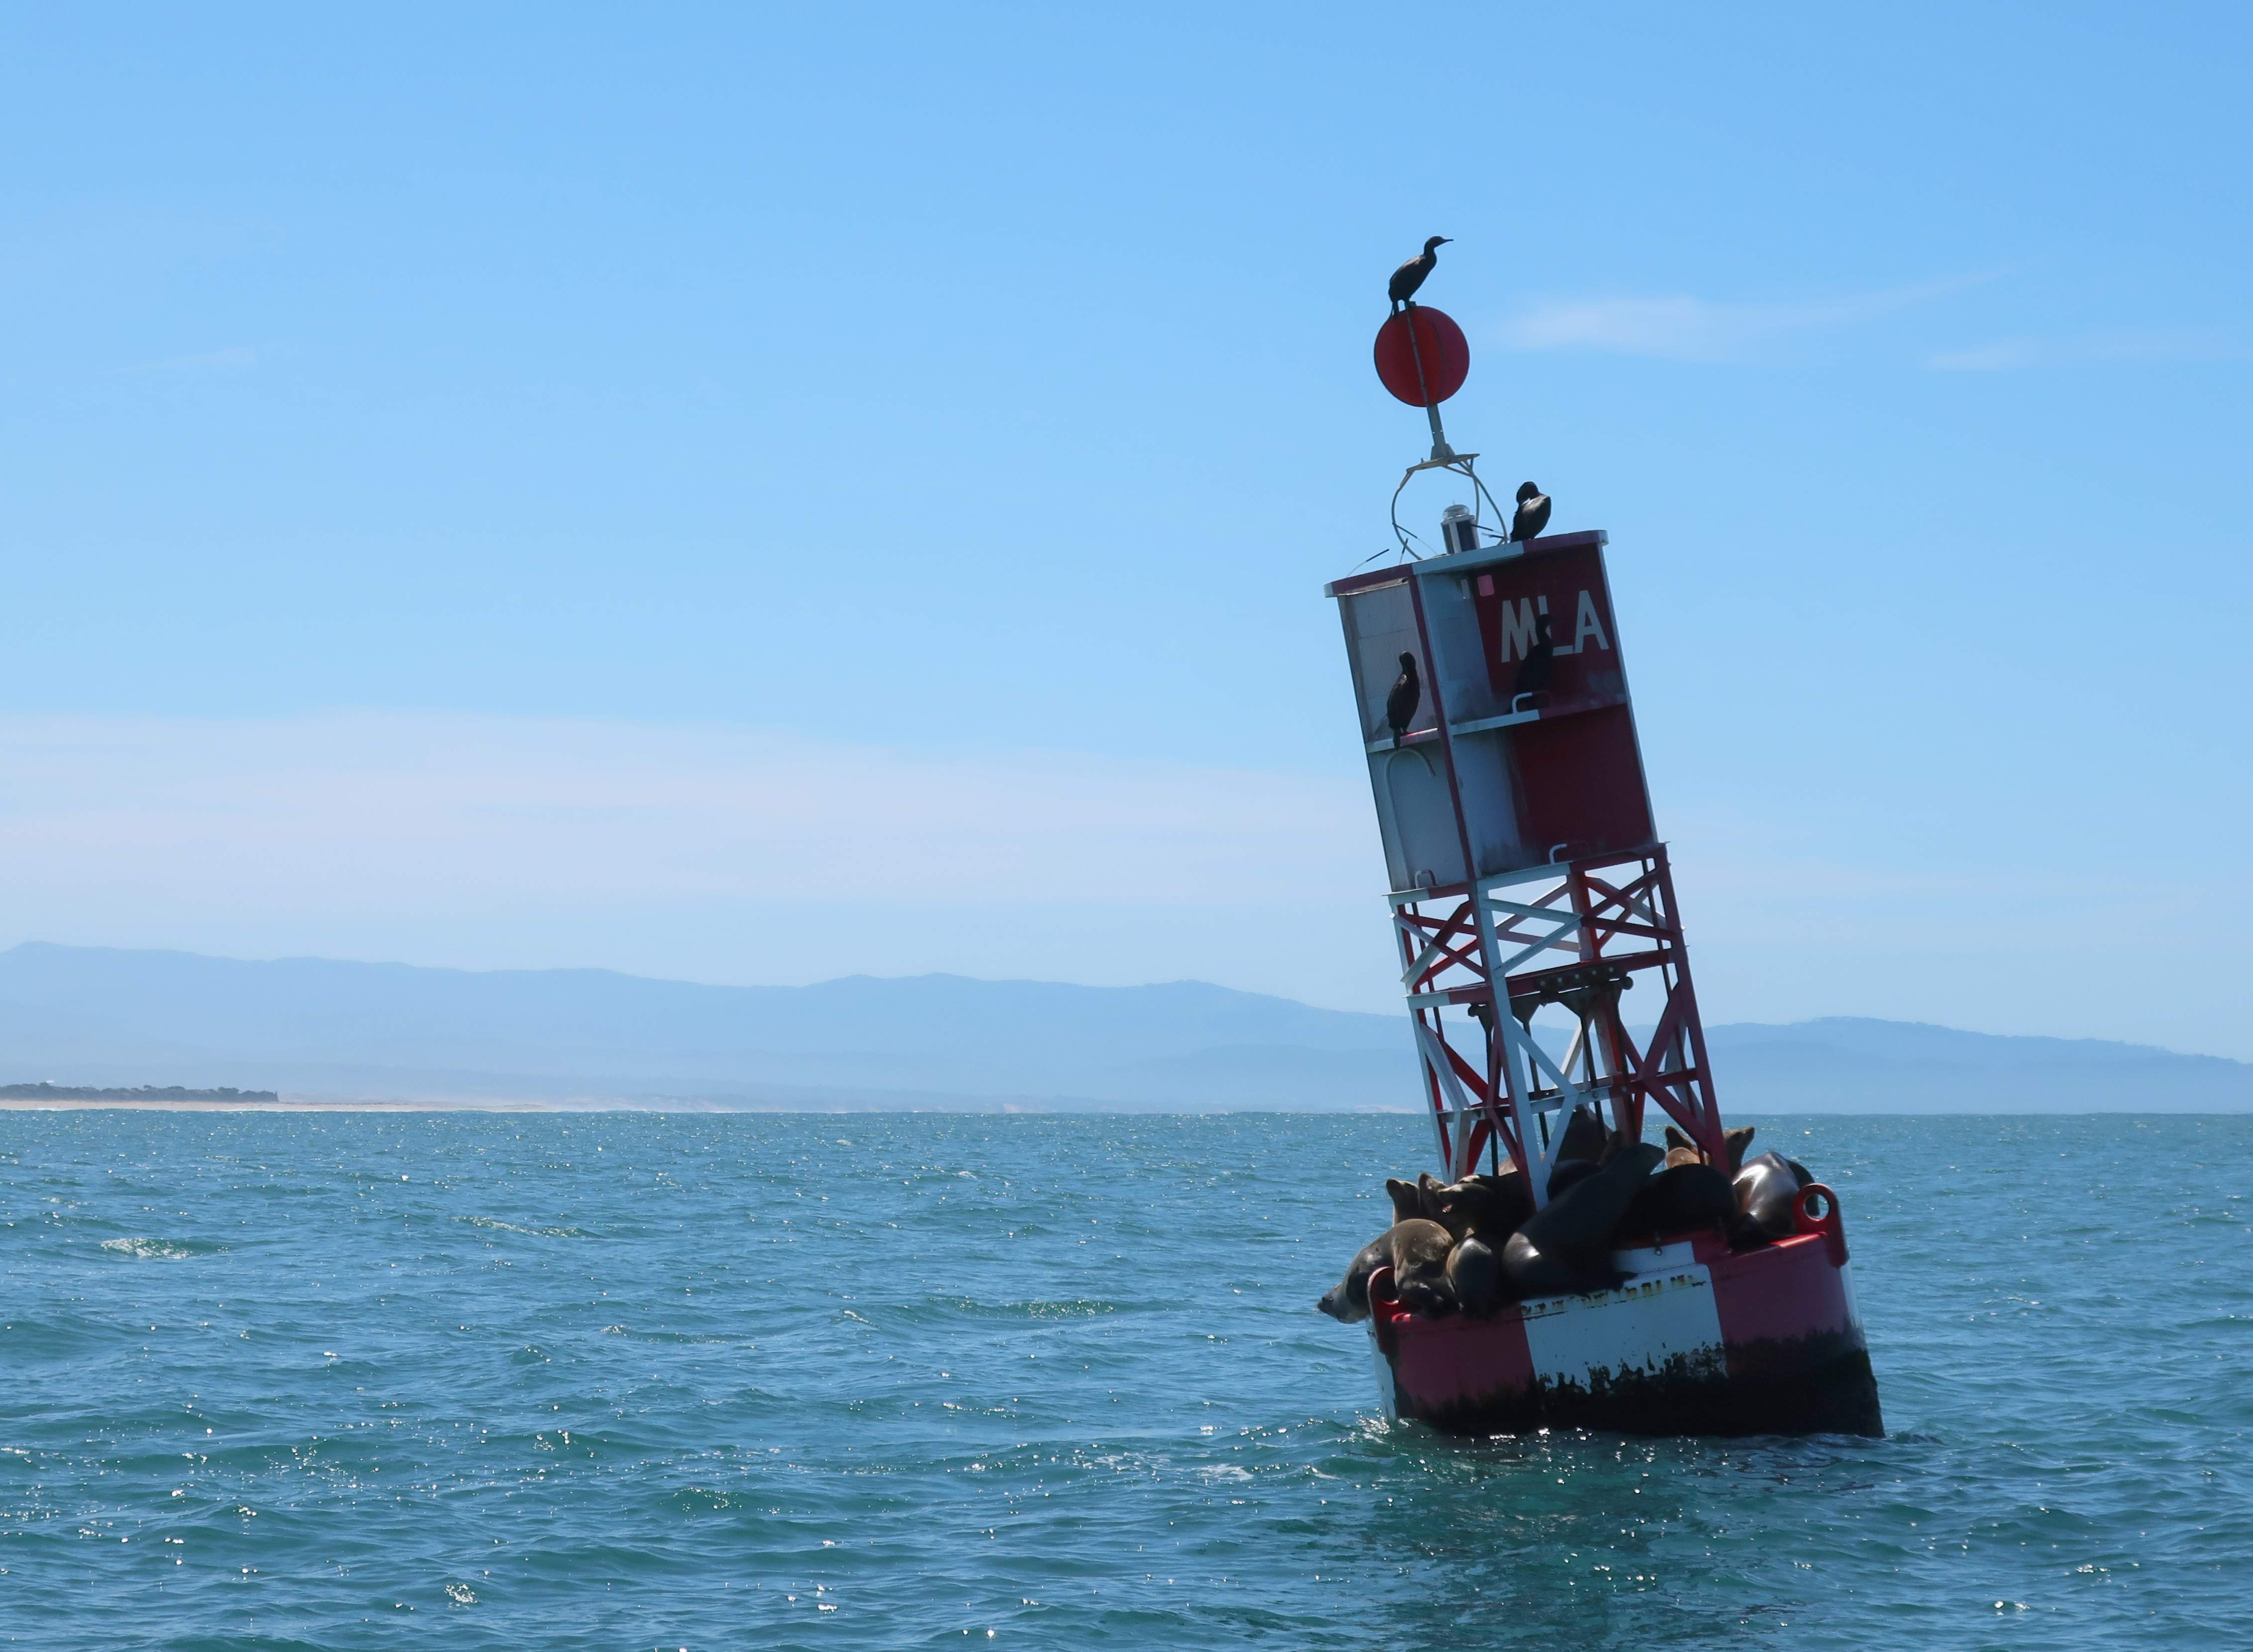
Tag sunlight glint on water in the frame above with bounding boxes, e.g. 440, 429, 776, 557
2, 1111, 2249, 1649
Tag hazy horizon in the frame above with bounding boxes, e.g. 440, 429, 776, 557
2, 935, 2246, 1062
0, 941, 2241, 1117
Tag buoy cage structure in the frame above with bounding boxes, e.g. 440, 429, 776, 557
1325, 520, 1882, 1438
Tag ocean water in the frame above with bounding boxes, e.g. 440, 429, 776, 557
2, 1110, 2249, 1650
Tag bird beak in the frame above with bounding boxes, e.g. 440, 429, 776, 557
1437, 238, 1452, 245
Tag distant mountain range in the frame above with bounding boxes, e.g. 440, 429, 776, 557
0, 942, 2243, 1113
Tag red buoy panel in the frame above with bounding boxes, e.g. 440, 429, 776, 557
1471, 539, 1654, 863
1373, 306, 1469, 406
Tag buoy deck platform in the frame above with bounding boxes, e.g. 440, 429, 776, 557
1365, 1187, 1881, 1437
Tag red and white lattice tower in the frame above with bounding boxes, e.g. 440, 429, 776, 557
1336, 298, 1739, 1211
1328, 534, 1725, 1198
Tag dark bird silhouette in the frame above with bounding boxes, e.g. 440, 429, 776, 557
1509, 481, 1552, 543
1511, 611, 1555, 704
1385, 652, 1421, 747
1388, 236, 1450, 312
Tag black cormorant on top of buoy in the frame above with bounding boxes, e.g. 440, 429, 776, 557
1509, 481, 1552, 543
1386, 652, 1421, 747
1388, 237, 1450, 312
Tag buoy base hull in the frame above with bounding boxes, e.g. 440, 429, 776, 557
1368, 1228, 1883, 1439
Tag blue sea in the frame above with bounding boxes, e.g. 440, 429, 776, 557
2, 1110, 2249, 1649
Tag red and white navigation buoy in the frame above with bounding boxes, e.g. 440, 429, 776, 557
1322, 292, 1881, 1438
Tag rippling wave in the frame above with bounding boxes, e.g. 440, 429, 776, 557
97, 1237, 230, 1261
2, 1110, 2248, 1648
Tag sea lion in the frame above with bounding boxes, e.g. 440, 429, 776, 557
1731, 1151, 1812, 1244
1387, 1217, 1458, 1316
1434, 1171, 1534, 1244
1616, 1161, 1736, 1242
1316, 1216, 1463, 1322
1556, 1106, 1608, 1162
1502, 1141, 1664, 1297
1389, 1170, 1523, 1240
1445, 1232, 1502, 1316
1545, 1157, 1601, 1200
1316, 1232, 1392, 1323
1545, 1106, 1639, 1195
1383, 1178, 1425, 1224
1418, 1171, 1453, 1223
1383, 1172, 1473, 1226
1661, 1123, 1757, 1174
1435, 1173, 1530, 1318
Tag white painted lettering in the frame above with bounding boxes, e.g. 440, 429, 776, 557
1498, 598, 1539, 662
1574, 589, 1611, 653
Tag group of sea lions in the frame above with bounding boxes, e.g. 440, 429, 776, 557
1316, 1114, 1818, 1322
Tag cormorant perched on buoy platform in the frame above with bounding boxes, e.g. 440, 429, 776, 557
1388, 237, 1450, 312
1511, 611, 1555, 704
1509, 481, 1552, 543
1386, 652, 1421, 747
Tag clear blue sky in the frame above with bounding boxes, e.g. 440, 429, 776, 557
0, 5, 2247, 1055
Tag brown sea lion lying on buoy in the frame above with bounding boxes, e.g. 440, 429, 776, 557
1316, 1232, 1391, 1323
1383, 1178, 1426, 1224
1385, 1217, 1458, 1315
1663, 1123, 1758, 1173
1419, 1171, 1455, 1228
1731, 1150, 1813, 1244
1434, 1172, 1536, 1316
1317, 1218, 1458, 1321
1434, 1171, 1534, 1240
1502, 1141, 1664, 1297
1382, 1172, 1462, 1229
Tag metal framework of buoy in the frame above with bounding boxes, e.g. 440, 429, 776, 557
1334, 289, 1729, 1202
1373, 301, 1507, 560
1386, 843, 1728, 1194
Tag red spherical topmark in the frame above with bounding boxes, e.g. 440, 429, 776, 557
1373, 306, 1470, 406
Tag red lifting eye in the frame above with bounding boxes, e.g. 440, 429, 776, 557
1794, 1184, 1848, 1265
